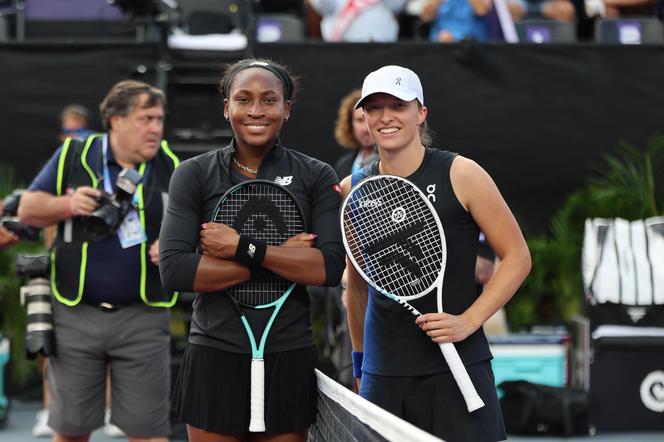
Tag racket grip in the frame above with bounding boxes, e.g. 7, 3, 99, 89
248, 358, 266, 432
439, 343, 485, 412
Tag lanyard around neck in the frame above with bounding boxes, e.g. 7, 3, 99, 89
101, 134, 148, 206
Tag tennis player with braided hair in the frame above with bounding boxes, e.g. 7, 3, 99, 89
159, 58, 345, 442
341, 65, 531, 441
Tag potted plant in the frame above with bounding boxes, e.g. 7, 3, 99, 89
507, 136, 664, 329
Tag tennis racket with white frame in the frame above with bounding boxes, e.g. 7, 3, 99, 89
212, 179, 306, 431
341, 174, 485, 412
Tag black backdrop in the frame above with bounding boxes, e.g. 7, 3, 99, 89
2, 42, 663, 234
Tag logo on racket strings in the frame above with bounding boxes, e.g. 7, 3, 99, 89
358, 199, 383, 208
391, 207, 406, 223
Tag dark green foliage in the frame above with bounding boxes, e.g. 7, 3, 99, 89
507, 136, 664, 329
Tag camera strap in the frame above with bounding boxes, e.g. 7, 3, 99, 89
102, 136, 147, 249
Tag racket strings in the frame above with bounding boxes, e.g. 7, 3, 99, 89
344, 178, 444, 298
214, 183, 305, 306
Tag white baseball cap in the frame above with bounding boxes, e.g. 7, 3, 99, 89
355, 65, 424, 109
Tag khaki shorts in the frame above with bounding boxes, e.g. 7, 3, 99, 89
47, 301, 170, 437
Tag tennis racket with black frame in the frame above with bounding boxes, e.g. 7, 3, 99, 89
341, 174, 485, 412
212, 179, 306, 432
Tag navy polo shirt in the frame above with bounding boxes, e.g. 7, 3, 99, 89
29, 138, 150, 305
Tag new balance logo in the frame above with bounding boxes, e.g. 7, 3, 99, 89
275, 176, 293, 186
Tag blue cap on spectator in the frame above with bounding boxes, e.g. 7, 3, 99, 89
355, 65, 424, 109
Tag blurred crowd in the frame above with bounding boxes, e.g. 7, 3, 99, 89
1, 0, 663, 44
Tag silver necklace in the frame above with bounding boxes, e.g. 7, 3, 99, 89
233, 157, 258, 175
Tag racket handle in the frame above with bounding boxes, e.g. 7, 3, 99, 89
248, 358, 266, 432
439, 343, 485, 412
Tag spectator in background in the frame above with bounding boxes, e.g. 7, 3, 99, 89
59, 104, 94, 143
610, 0, 657, 16
333, 89, 378, 179
307, 0, 407, 41
420, 0, 492, 42
509, 0, 575, 22
584, 0, 655, 17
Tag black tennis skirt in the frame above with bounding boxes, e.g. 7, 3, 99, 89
171, 343, 317, 435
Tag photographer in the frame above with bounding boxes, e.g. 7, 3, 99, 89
18, 80, 179, 442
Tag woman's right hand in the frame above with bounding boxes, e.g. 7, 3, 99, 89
281, 232, 317, 248
199, 222, 240, 259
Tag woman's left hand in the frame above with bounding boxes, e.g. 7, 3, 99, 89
415, 312, 478, 344
199, 222, 239, 259
281, 232, 317, 248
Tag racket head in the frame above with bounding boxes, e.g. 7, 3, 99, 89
212, 179, 306, 307
341, 174, 446, 301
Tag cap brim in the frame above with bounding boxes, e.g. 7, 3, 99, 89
354, 88, 419, 109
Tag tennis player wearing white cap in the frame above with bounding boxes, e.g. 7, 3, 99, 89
341, 65, 531, 441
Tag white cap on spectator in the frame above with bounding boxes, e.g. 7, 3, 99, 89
355, 65, 424, 109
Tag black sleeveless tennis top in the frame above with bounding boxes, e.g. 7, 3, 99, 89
357, 148, 492, 376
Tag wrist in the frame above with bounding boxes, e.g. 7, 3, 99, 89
352, 351, 363, 379
63, 195, 74, 218
234, 234, 267, 266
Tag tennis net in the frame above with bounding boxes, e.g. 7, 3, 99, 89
308, 370, 444, 442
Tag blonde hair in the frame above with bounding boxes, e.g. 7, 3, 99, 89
334, 89, 362, 150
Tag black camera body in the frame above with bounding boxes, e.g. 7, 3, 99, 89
16, 254, 55, 360
85, 168, 143, 237
1, 190, 40, 242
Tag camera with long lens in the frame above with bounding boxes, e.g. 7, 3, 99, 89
85, 168, 143, 237
16, 254, 55, 359
1, 190, 41, 242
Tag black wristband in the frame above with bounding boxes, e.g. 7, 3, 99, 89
234, 234, 267, 267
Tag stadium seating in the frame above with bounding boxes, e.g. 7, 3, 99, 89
516, 19, 577, 43
595, 17, 664, 44
177, 0, 250, 35
256, 14, 305, 42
